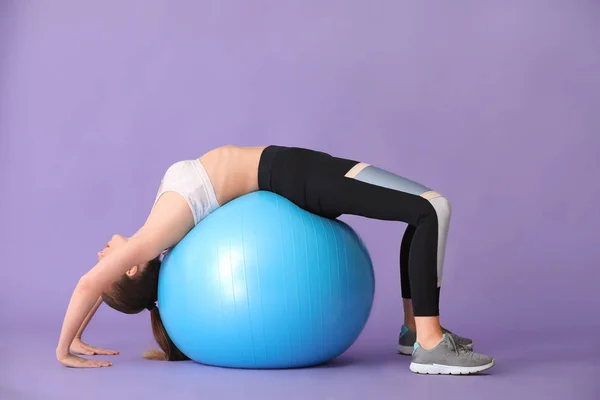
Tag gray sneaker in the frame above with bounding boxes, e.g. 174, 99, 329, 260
410, 334, 495, 375
397, 325, 473, 355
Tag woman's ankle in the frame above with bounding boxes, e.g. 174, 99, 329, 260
402, 298, 416, 331
415, 316, 443, 350
416, 333, 444, 350
404, 322, 417, 332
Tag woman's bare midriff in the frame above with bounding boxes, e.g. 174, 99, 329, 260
199, 145, 268, 206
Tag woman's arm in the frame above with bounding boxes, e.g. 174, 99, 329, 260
56, 236, 155, 366
56, 192, 194, 367
68, 297, 119, 356
75, 296, 102, 339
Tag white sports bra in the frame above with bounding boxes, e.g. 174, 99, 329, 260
154, 159, 220, 225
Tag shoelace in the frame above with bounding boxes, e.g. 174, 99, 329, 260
446, 333, 473, 356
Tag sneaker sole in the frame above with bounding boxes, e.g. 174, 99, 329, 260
397, 342, 474, 356
396, 344, 414, 356
409, 359, 495, 375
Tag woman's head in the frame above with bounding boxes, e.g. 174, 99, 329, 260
100, 234, 188, 361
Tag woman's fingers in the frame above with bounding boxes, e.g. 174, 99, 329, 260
91, 360, 112, 367
95, 348, 119, 355
77, 360, 111, 368
59, 355, 112, 368
78, 357, 111, 368
83, 344, 119, 355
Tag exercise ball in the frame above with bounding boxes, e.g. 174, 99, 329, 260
157, 191, 375, 369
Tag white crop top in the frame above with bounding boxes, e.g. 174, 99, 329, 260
154, 159, 220, 225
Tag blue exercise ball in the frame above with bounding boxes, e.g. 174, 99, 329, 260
158, 191, 375, 369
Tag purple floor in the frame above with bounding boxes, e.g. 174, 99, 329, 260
2, 327, 597, 400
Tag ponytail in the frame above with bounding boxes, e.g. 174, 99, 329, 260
144, 307, 189, 361
101, 256, 189, 361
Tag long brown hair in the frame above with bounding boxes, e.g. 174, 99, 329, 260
101, 257, 188, 361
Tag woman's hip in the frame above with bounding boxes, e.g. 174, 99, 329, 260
257, 145, 358, 216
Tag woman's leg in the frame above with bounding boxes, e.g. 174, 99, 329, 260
316, 159, 494, 374
317, 162, 446, 321
346, 164, 472, 352
400, 225, 417, 330
315, 159, 494, 374
259, 147, 495, 374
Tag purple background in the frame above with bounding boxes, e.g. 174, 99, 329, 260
1, 1, 598, 399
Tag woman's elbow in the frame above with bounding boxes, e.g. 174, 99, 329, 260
77, 274, 99, 293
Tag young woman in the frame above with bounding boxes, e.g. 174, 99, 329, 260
56, 145, 495, 375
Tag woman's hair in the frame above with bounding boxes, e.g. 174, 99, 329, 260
100, 257, 189, 361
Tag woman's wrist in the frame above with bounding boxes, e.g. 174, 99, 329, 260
56, 346, 70, 359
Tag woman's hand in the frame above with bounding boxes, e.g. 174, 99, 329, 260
70, 338, 119, 356
57, 353, 113, 368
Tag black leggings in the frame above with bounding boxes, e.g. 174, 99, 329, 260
257, 146, 450, 317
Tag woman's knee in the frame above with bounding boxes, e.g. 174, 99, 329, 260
419, 191, 451, 223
